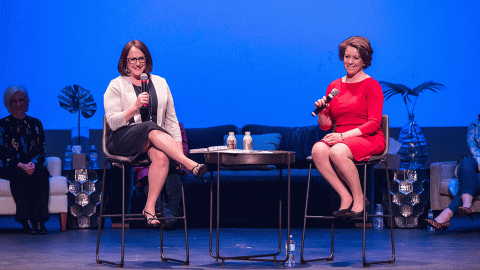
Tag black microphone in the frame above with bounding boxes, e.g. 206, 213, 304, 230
311, 88, 339, 117
140, 73, 148, 107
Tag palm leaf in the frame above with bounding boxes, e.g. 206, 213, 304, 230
410, 81, 446, 96
378, 81, 412, 104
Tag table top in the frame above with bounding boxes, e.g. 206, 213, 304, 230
189, 149, 295, 166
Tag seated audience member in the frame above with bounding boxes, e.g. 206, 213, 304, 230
426, 115, 480, 232
0, 85, 50, 235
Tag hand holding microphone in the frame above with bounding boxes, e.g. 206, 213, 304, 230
312, 88, 339, 117
136, 92, 150, 109
140, 73, 149, 107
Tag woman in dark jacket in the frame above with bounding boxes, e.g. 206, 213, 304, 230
0, 85, 50, 234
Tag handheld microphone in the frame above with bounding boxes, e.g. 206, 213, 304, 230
140, 73, 148, 107
311, 88, 339, 117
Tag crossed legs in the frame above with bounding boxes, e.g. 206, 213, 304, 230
434, 156, 479, 223
141, 129, 203, 225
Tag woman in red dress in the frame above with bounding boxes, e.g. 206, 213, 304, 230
312, 36, 385, 218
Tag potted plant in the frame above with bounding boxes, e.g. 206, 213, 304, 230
379, 81, 445, 169
58, 84, 97, 152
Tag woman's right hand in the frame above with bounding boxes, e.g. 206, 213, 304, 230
135, 92, 150, 109
315, 96, 328, 111
18, 162, 35, 175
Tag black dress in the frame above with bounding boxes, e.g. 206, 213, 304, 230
0, 115, 50, 223
106, 80, 170, 161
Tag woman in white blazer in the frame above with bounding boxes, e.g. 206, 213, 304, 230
104, 40, 207, 226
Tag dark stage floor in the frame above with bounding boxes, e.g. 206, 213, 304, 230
1, 215, 479, 270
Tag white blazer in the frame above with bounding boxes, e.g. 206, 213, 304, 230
103, 75, 182, 142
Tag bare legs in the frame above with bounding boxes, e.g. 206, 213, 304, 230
143, 147, 169, 225
148, 130, 198, 171
141, 129, 202, 224
311, 142, 363, 212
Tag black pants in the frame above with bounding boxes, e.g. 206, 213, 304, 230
5, 165, 50, 223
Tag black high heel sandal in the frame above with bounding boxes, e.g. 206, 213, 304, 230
142, 209, 160, 227
191, 163, 208, 178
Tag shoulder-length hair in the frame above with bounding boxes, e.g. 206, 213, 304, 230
117, 40, 153, 76
338, 36, 373, 69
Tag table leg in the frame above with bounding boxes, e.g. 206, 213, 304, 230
207, 152, 293, 265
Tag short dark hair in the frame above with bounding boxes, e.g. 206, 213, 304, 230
338, 36, 373, 69
117, 40, 153, 76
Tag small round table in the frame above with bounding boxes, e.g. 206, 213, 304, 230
190, 149, 295, 266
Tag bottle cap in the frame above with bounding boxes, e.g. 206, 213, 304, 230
245, 131, 251, 136
229, 132, 235, 136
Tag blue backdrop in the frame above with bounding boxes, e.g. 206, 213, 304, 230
1, 0, 479, 130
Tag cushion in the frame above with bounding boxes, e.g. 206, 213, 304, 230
223, 133, 282, 150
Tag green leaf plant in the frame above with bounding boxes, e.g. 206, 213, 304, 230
58, 85, 97, 144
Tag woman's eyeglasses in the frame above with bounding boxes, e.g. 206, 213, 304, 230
127, 57, 146, 64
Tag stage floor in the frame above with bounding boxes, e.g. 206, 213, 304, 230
0, 216, 479, 269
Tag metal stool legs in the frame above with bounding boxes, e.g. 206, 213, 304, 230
300, 159, 335, 264
95, 160, 190, 267
361, 162, 395, 267
300, 157, 395, 267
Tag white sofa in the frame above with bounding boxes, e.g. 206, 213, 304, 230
0, 157, 68, 232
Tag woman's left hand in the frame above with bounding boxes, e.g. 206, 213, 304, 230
18, 162, 35, 175
322, 133, 344, 146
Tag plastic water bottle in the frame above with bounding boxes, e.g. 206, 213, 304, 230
89, 145, 99, 169
64, 145, 72, 170
374, 204, 384, 229
226, 132, 237, 150
285, 235, 295, 267
243, 131, 253, 151
427, 208, 435, 231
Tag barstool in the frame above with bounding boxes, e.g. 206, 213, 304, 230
300, 115, 395, 267
96, 116, 189, 267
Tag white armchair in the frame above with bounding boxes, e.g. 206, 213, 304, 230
0, 157, 68, 231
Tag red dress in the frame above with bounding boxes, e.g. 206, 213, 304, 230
318, 77, 385, 161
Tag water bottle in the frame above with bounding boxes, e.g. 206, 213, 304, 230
243, 131, 253, 151
285, 235, 295, 267
226, 132, 237, 150
64, 145, 72, 170
427, 208, 435, 231
89, 145, 99, 169
374, 204, 384, 229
